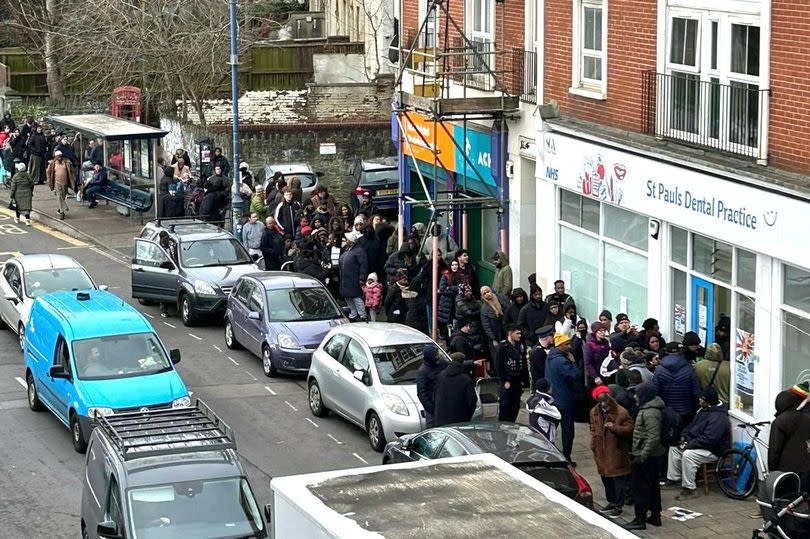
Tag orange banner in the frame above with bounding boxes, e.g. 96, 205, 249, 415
399, 112, 456, 171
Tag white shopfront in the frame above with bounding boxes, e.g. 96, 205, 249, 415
539, 130, 810, 423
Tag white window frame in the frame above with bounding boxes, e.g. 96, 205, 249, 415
464, 0, 495, 89
418, 0, 438, 49
570, 0, 608, 100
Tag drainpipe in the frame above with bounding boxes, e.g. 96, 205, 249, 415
758, 0, 771, 165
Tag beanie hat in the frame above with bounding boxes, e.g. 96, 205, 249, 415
553, 332, 571, 347
715, 315, 731, 333
609, 334, 627, 353
664, 341, 681, 354
534, 378, 550, 393
683, 331, 701, 347
354, 215, 365, 225
455, 317, 471, 331
615, 313, 630, 323
704, 343, 723, 362
591, 384, 611, 400
15, 162, 26, 172
700, 386, 719, 404
789, 382, 809, 399
590, 321, 604, 334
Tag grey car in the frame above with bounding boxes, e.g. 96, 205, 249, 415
224, 272, 348, 376
131, 219, 259, 326
255, 163, 322, 199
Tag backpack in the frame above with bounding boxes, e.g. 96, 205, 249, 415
659, 405, 680, 447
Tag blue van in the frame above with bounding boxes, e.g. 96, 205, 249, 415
23, 289, 189, 452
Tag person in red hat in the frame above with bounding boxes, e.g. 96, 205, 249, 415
589, 384, 634, 519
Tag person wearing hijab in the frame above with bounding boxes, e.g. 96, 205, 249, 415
768, 383, 810, 492
480, 285, 508, 363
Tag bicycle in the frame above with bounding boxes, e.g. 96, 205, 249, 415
716, 420, 771, 500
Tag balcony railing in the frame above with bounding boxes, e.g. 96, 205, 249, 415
514, 49, 537, 104
642, 71, 770, 160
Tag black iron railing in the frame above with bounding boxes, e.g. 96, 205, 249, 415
515, 49, 537, 104
643, 71, 770, 160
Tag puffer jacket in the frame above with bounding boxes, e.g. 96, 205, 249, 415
584, 332, 610, 381
653, 352, 701, 415
768, 390, 810, 474
683, 403, 730, 457
437, 271, 460, 324
455, 295, 482, 343
546, 347, 579, 410
632, 386, 667, 461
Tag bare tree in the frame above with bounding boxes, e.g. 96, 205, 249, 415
7, 0, 65, 99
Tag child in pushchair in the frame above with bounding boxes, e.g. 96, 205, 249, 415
754, 471, 810, 539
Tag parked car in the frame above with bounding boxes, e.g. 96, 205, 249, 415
349, 157, 398, 215
255, 163, 322, 200
24, 289, 189, 453
81, 400, 267, 539
0, 254, 103, 351
131, 218, 260, 326
224, 272, 348, 376
382, 422, 594, 507
308, 323, 440, 452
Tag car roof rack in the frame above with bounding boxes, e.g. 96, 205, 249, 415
94, 400, 236, 461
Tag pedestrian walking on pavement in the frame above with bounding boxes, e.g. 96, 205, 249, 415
46, 150, 76, 220
434, 352, 477, 427
546, 332, 580, 462
589, 384, 634, 519
494, 324, 526, 422
9, 161, 34, 225
416, 344, 447, 428
624, 382, 666, 531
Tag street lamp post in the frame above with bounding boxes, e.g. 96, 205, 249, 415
229, 0, 243, 235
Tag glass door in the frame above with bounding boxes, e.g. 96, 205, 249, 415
691, 276, 714, 344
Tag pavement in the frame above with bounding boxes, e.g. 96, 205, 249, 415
0, 189, 764, 538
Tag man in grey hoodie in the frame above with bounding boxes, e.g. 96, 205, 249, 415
241, 212, 264, 257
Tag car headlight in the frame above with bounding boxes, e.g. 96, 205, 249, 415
87, 407, 114, 419
172, 396, 192, 408
277, 333, 299, 350
193, 280, 216, 295
382, 393, 409, 416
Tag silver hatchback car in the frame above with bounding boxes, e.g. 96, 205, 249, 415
308, 323, 443, 451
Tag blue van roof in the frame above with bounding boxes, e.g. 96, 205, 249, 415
37, 290, 152, 341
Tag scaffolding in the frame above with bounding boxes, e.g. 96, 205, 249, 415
393, 0, 520, 339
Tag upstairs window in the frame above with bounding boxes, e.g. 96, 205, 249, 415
571, 0, 607, 99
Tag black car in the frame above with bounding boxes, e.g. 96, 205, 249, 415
382, 422, 593, 507
349, 157, 399, 216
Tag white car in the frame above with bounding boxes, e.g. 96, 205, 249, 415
257, 163, 322, 200
308, 323, 441, 452
0, 254, 102, 350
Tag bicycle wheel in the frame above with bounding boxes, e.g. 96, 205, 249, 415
716, 449, 758, 499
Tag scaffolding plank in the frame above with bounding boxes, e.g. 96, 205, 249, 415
399, 91, 520, 116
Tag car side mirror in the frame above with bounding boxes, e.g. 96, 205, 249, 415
4, 292, 18, 304
98, 285, 109, 291
160, 260, 175, 270
97, 520, 122, 538
315, 171, 324, 178
402, 437, 413, 450
353, 370, 369, 385
49, 365, 70, 380
170, 348, 181, 364
264, 503, 273, 522
247, 311, 261, 321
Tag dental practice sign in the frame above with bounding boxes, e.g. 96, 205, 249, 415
543, 132, 810, 268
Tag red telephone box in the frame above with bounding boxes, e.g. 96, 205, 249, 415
111, 86, 142, 122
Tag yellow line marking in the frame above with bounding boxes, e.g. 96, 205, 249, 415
0, 251, 23, 258
0, 207, 87, 247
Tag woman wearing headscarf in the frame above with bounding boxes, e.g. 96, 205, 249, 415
505, 288, 527, 327
584, 321, 611, 387
480, 285, 508, 362
768, 383, 810, 492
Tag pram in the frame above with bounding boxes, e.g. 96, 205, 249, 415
753, 471, 810, 539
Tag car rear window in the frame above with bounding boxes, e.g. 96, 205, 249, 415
284, 173, 316, 189
360, 169, 398, 186
516, 465, 580, 499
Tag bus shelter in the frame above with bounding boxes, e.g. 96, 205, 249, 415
46, 114, 168, 219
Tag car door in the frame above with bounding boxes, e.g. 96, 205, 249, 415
0, 262, 23, 331
131, 239, 178, 301
243, 282, 266, 355
41, 335, 74, 424
318, 333, 349, 409
101, 475, 125, 539
334, 338, 373, 424
229, 279, 251, 346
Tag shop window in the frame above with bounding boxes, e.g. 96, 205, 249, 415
559, 190, 599, 233
603, 204, 648, 251
783, 264, 810, 313
732, 293, 755, 414
692, 234, 732, 283
782, 311, 810, 388
603, 244, 648, 324
560, 227, 599, 322
670, 226, 688, 266
671, 268, 687, 341
735, 248, 756, 292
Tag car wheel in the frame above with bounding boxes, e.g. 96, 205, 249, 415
308, 379, 329, 417
71, 413, 88, 453
18, 323, 24, 351
137, 298, 156, 306
367, 411, 386, 452
224, 318, 241, 350
180, 294, 197, 327
262, 346, 277, 377
27, 372, 42, 412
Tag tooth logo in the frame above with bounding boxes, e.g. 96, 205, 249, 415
763, 211, 778, 227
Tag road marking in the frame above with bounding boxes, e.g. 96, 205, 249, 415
0, 208, 87, 246
163, 321, 176, 328
0, 251, 23, 259
353, 453, 368, 464
14, 376, 26, 389
189, 391, 194, 396
188, 333, 203, 341
56, 245, 89, 250
228, 356, 239, 366
142, 312, 154, 319
245, 371, 258, 381
264, 386, 277, 395
213, 345, 222, 352
284, 400, 298, 412
90, 247, 128, 266
305, 417, 319, 428
327, 434, 344, 445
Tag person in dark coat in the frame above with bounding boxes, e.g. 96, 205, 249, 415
665, 387, 730, 499
546, 332, 580, 462
211, 147, 231, 177
768, 384, 810, 492
339, 234, 368, 321
9, 162, 35, 224
448, 318, 478, 363
653, 341, 701, 429
494, 324, 526, 422
528, 325, 555, 388
294, 249, 328, 282
437, 259, 463, 334
681, 330, 704, 364
83, 162, 109, 208
384, 243, 416, 285
158, 165, 178, 203
505, 287, 528, 327
161, 186, 185, 218
517, 284, 549, 348
274, 188, 302, 236
454, 284, 482, 351
26, 125, 48, 184
434, 352, 478, 427
416, 345, 447, 428
199, 181, 225, 222
713, 315, 731, 361
585, 321, 611, 386
260, 217, 285, 271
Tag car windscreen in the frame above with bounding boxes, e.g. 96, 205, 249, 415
283, 172, 316, 188
371, 343, 447, 385
180, 238, 252, 268
73, 332, 172, 381
25, 268, 95, 298
360, 169, 398, 186
266, 286, 341, 322
127, 477, 265, 539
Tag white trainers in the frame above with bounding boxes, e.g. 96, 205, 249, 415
12, 215, 18, 223
21, 216, 29, 226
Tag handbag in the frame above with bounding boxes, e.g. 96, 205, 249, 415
8, 198, 16, 210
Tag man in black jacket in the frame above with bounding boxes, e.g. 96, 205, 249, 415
449, 318, 478, 363
211, 147, 231, 177
529, 324, 554, 387
26, 124, 48, 184
495, 324, 526, 422
517, 284, 549, 348
161, 186, 185, 218
434, 352, 477, 427
416, 345, 447, 428
260, 217, 284, 271
665, 386, 730, 499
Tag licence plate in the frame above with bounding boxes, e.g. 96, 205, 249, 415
376, 188, 398, 196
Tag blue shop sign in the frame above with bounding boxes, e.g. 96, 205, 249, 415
453, 125, 497, 190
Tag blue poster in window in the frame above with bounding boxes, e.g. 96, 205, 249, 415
453, 125, 496, 190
